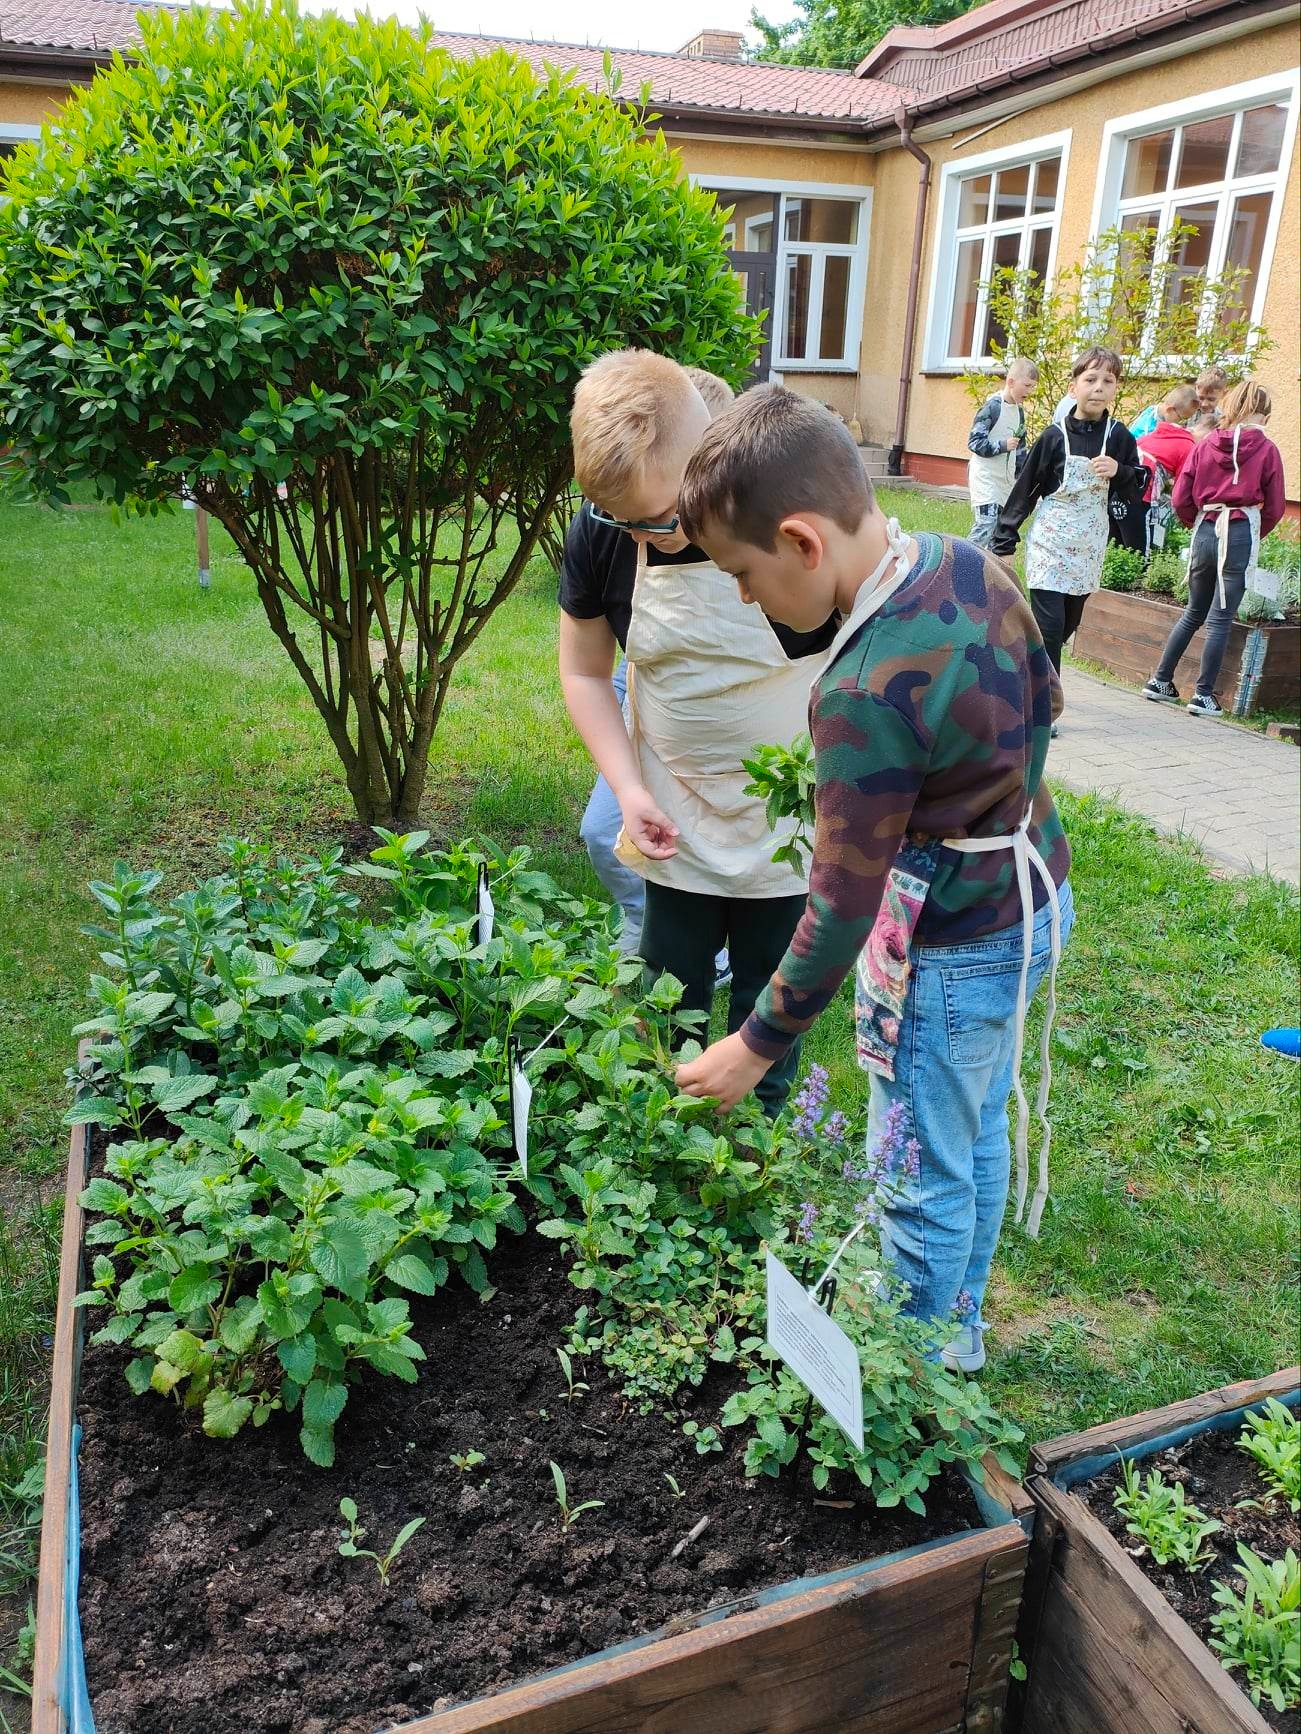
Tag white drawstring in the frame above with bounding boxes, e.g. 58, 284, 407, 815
941, 817, 1063, 1238
1232, 425, 1242, 486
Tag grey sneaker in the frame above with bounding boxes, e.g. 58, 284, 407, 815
1143, 677, 1180, 703
714, 952, 733, 991
941, 1324, 987, 1374
1188, 692, 1223, 718
1049, 721, 1059, 739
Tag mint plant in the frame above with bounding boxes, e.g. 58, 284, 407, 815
1209, 1544, 1301, 1713
1113, 1459, 1222, 1570
1238, 1399, 1301, 1513
741, 735, 816, 874
337, 1497, 426, 1586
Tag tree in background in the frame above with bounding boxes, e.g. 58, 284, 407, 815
0, 1, 756, 823
752, 0, 979, 68
961, 222, 1274, 436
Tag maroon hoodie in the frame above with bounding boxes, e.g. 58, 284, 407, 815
1136, 420, 1196, 502
1172, 424, 1286, 535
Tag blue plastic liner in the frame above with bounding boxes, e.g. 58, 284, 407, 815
58, 1423, 95, 1734
1052, 1387, 1301, 1491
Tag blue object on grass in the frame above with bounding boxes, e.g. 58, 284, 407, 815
1260, 1027, 1300, 1058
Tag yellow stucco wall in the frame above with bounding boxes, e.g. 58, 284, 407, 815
0, 80, 74, 126
862, 23, 1301, 494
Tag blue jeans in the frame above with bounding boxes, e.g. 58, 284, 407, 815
579, 661, 646, 956
875, 880, 1075, 1335
968, 504, 1000, 548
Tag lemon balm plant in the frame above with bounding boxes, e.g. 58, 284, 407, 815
0, 0, 756, 823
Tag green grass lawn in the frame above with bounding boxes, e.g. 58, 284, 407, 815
0, 487, 1296, 1718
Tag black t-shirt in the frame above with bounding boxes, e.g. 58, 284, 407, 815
558, 502, 837, 659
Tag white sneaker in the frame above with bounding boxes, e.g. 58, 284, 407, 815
940, 1324, 986, 1374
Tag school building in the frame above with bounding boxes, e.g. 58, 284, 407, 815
4, 0, 1298, 498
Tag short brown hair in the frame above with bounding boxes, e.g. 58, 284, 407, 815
570, 350, 708, 508
1005, 357, 1040, 384
1072, 346, 1123, 381
1160, 383, 1199, 419
1196, 364, 1230, 392
682, 367, 735, 417
678, 384, 871, 552
1221, 379, 1272, 427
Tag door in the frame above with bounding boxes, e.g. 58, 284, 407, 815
729, 251, 777, 383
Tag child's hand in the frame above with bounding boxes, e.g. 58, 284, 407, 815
1005, 436, 1020, 451
1090, 455, 1118, 479
676, 1031, 771, 1111
619, 785, 679, 859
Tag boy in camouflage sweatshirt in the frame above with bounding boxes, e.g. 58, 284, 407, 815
674, 386, 1074, 1373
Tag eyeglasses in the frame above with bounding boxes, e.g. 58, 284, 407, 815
589, 503, 681, 535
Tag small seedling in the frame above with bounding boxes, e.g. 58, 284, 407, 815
1113, 1458, 1221, 1571
1208, 1543, 1301, 1713
1238, 1399, 1300, 1513
549, 1460, 604, 1530
450, 1450, 486, 1473
682, 1420, 722, 1455
555, 1346, 589, 1403
337, 1496, 426, 1586
663, 1472, 685, 1500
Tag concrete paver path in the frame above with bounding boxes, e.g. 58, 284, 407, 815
1052, 667, 1300, 885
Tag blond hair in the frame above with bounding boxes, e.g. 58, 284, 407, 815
679, 384, 870, 552
1221, 379, 1272, 427
683, 367, 735, 417
1196, 364, 1230, 393
1159, 383, 1199, 420
1005, 357, 1040, 384
570, 350, 709, 507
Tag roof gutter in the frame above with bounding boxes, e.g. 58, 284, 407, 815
890, 110, 931, 478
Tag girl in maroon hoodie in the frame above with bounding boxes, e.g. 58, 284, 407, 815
1143, 381, 1286, 717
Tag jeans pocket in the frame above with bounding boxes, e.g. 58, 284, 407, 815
941, 959, 1023, 1068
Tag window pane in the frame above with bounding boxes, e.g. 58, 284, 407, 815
1122, 129, 1173, 198
1163, 201, 1218, 314
1175, 113, 1233, 188
993, 164, 1029, 222
985, 232, 1022, 355
725, 191, 778, 254
1220, 189, 1272, 331
958, 173, 990, 228
1032, 155, 1060, 213
1027, 224, 1053, 281
1236, 103, 1287, 176
783, 197, 857, 244
783, 252, 812, 359
947, 237, 983, 357
819, 255, 851, 360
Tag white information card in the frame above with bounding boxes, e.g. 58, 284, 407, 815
509, 1051, 532, 1180
477, 865, 495, 949
765, 1252, 864, 1451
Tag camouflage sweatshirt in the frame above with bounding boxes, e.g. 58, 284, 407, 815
742, 532, 1070, 1063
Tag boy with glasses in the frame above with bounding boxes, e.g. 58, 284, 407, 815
559, 351, 834, 1112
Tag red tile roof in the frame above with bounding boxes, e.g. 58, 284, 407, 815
0, 0, 176, 55
856, 0, 1269, 112
433, 31, 906, 123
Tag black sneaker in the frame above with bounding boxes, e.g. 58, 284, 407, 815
1143, 678, 1179, 703
1187, 693, 1224, 718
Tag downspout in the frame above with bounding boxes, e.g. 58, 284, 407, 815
890, 109, 931, 478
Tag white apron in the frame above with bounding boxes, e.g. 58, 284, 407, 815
613, 548, 816, 897
1195, 502, 1263, 610
1025, 417, 1113, 597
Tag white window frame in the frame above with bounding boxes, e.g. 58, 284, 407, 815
0, 123, 41, 148
1088, 69, 1300, 363
922, 129, 1072, 373
691, 174, 872, 373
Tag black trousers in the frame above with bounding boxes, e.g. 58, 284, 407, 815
1029, 589, 1089, 673
640, 880, 806, 1114
1154, 517, 1251, 698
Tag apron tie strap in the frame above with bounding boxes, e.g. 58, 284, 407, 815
941, 815, 1063, 1238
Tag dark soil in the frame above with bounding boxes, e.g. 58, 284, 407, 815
1081, 1420, 1301, 1733
77, 1223, 982, 1734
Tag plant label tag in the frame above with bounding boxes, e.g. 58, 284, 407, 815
477, 865, 495, 949
1250, 568, 1280, 601
764, 1252, 863, 1451
508, 1043, 532, 1180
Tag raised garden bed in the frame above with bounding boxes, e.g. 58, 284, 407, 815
1073, 590, 1300, 715
33, 1114, 1032, 1734
1018, 1369, 1301, 1734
